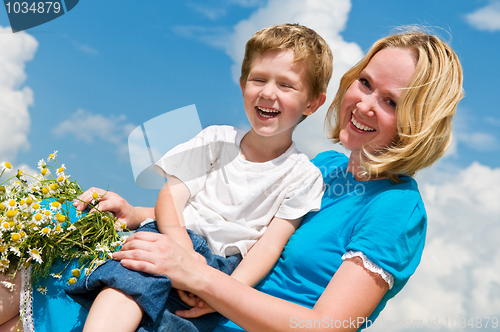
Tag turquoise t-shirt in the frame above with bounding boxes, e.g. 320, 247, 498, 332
215, 150, 427, 331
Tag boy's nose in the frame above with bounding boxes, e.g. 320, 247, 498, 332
259, 84, 277, 100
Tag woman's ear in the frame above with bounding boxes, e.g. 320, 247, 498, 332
303, 92, 327, 116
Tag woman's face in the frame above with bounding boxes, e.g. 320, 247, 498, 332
339, 47, 416, 155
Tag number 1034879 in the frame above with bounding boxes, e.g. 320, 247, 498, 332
5, 2, 61, 14
443, 317, 498, 329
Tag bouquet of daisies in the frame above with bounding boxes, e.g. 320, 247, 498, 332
0, 151, 128, 292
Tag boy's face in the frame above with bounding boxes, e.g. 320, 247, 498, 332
240, 49, 322, 141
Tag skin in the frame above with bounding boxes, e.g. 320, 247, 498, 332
339, 47, 416, 179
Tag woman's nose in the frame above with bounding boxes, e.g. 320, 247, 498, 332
356, 93, 376, 116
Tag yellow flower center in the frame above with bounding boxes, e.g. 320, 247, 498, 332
68, 277, 77, 285
8, 200, 16, 207
52, 201, 60, 208
26, 197, 33, 205
71, 269, 81, 278
12, 233, 20, 241
92, 192, 99, 200
42, 187, 50, 195
55, 225, 62, 232
19, 200, 25, 205
5, 162, 12, 169
57, 176, 64, 182
0, 203, 5, 211
1, 222, 9, 229
0, 245, 5, 252
33, 203, 40, 210
42, 227, 50, 234
1, 258, 9, 265
9, 221, 15, 227
51, 183, 59, 190
17, 170, 23, 176
35, 214, 42, 221
20, 231, 26, 238
49, 154, 54, 159
31, 248, 40, 255
6, 210, 16, 218
57, 214, 66, 222
0, 186, 5, 192
41, 168, 48, 176
58, 167, 64, 173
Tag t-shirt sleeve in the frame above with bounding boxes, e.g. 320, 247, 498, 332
345, 187, 427, 285
154, 127, 215, 197
274, 164, 325, 220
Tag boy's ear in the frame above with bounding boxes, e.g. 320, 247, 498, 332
239, 78, 245, 95
303, 92, 327, 116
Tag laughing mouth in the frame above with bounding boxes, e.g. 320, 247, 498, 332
351, 115, 375, 132
257, 106, 280, 118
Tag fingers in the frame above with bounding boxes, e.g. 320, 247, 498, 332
177, 290, 197, 307
175, 306, 216, 319
73, 187, 110, 211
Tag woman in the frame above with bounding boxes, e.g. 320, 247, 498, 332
1, 28, 463, 332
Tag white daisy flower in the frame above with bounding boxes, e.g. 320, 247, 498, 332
1, 281, 14, 292
37, 286, 48, 295
47, 150, 58, 161
50, 273, 62, 279
10, 247, 21, 257
29, 248, 43, 264
1, 162, 12, 173
37, 159, 46, 171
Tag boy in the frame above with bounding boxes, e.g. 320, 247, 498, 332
66, 23, 333, 332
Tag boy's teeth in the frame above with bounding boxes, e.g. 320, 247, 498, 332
257, 107, 280, 118
351, 115, 375, 132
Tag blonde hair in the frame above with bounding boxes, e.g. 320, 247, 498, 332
325, 27, 464, 182
240, 23, 333, 99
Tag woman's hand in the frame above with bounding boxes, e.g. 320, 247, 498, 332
176, 290, 216, 318
112, 231, 207, 291
73, 187, 153, 230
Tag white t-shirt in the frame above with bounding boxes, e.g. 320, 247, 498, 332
154, 125, 324, 257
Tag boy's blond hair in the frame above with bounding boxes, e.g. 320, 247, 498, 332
240, 23, 333, 99
325, 27, 464, 182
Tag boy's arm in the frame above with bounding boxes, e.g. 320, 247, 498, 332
231, 216, 302, 287
155, 176, 196, 255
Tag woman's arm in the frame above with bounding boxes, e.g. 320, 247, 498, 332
114, 231, 388, 332
73, 187, 155, 230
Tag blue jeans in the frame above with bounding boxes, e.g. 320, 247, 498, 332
66, 221, 242, 332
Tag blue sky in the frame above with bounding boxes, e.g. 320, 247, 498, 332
1, 0, 500, 330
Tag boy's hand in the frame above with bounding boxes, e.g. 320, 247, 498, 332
175, 290, 216, 318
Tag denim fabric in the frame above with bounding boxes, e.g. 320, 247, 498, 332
66, 221, 242, 332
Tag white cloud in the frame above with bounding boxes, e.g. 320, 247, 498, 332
0, 26, 38, 164
465, 1, 500, 32
186, 2, 227, 20
370, 162, 500, 331
52, 109, 136, 159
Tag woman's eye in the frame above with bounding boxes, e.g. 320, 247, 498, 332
387, 99, 397, 108
359, 78, 370, 89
